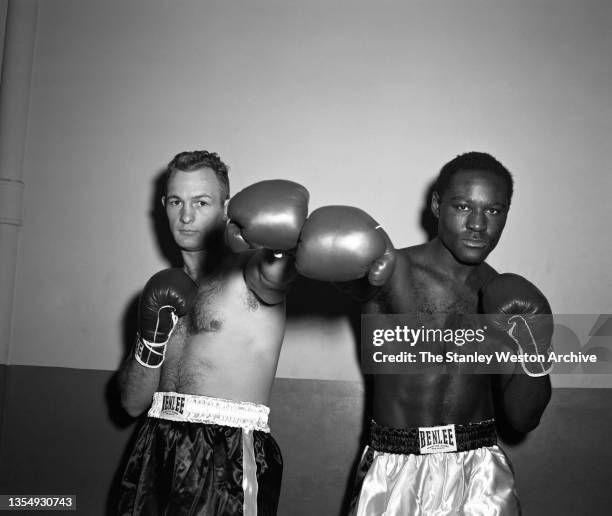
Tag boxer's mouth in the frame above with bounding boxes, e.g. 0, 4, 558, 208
462, 238, 487, 248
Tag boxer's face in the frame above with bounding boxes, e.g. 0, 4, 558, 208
163, 168, 228, 252
432, 169, 509, 265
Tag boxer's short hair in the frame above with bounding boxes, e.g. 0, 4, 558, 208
435, 152, 513, 206
165, 150, 230, 200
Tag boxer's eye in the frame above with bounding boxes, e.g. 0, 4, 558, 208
168, 199, 182, 207
195, 201, 208, 207
456, 204, 470, 211
485, 208, 500, 215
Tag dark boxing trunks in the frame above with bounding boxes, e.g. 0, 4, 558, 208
349, 419, 520, 516
117, 392, 282, 516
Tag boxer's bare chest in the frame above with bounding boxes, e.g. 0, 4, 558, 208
159, 264, 270, 391
184, 273, 260, 335
368, 250, 495, 426
366, 253, 480, 322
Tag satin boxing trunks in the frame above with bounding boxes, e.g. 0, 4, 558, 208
349, 419, 520, 516
117, 392, 282, 516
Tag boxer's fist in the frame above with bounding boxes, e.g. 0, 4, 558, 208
138, 268, 198, 344
295, 206, 396, 286
482, 273, 554, 376
226, 180, 310, 252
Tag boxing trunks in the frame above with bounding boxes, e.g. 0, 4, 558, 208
349, 419, 520, 516
117, 392, 282, 516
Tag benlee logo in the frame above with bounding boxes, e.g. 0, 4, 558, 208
161, 395, 185, 415
418, 424, 457, 454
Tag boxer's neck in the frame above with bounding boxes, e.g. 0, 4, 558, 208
181, 245, 226, 281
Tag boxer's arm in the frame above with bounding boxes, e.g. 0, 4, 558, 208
245, 249, 297, 305
483, 273, 553, 433
117, 268, 197, 417
117, 348, 162, 417
494, 373, 551, 433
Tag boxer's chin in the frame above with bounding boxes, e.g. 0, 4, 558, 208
454, 246, 490, 265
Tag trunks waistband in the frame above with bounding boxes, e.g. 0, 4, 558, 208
370, 418, 497, 455
148, 392, 270, 432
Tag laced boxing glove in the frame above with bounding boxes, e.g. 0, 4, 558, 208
295, 205, 396, 286
135, 268, 198, 368
482, 273, 554, 377
225, 179, 310, 253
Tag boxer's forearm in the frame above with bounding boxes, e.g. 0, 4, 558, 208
258, 250, 297, 288
245, 250, 296, 305
117, 346, 161, 417
498, 373, 551, 433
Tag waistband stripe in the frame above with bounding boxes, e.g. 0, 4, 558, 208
148, 392, 270, 432
371, 419, 497, 455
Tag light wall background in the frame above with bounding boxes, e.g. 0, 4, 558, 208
5, 0, 612, 388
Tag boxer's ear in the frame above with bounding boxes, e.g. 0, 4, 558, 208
431, 191, 440, 219
223, 198, 229, 220
161, 196, 166, 208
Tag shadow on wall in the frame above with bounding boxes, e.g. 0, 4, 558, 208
419, 179, 438, 243
104, 291, 138, 516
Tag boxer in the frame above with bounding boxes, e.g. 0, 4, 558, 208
116, 150, 309, 516
297, 152, 551, 515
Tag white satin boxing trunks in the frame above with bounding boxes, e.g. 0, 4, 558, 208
349, 419, 520, 515
117, 392, 282, 516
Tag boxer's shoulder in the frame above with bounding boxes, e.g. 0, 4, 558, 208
397, 245, 444, 286
390, 244, 427, 280
397, 243, 427, 261
398, 244, 445, 275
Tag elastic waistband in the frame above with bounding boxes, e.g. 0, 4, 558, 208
370, 419, 497, 455
148, 392, 270, 432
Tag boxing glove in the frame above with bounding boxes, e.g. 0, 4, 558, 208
226, 180, 310, 252
295, 206, 396, 286
482, 273, 554, 377
135, 268, 198, 368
